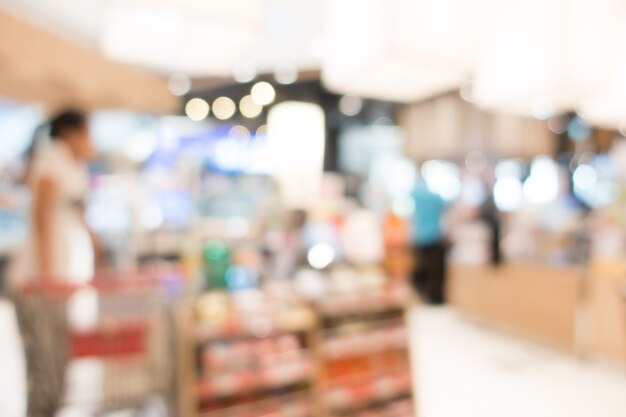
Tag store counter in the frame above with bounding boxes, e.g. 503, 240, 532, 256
588, 258, 626, 363
449, 263, 582, 352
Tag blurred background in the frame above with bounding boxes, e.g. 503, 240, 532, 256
1, 1, 626, 417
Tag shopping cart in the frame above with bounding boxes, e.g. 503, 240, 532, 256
19, 271, 177, 416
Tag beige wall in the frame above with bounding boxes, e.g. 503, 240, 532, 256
0, 11, 179, 113
399, 93, 554, 161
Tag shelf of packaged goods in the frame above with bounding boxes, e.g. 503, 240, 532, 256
322, 369, 413, 413
317, 285, 412, 320
194, 308, 317, 342
329, 396, 414, 417
321, 320, 408, 361
198, 391, 313, 417
196, 356, 314, 400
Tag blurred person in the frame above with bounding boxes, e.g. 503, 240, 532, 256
479, 192, 502, 266
411, 180, 447, 304
9, 109, 96, 417
266, 209, 308, 280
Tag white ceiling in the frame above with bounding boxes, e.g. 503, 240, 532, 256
0, 0, 325, 77
4, 0, 626, 127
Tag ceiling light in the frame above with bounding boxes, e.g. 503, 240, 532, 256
185, 98, 210, 121
339, 94, 363, 116
239, 95, 263, 118
233, 63, 257, 83
251, 82, 276, 106
323, 0, 478, 102
267, 102, 325, 208
274, 63, 299, 85
168, 73, 191, 96
212, 97, 236, 120
474, 0, 618, 116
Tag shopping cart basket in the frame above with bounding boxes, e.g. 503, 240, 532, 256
19, 271, 175, 416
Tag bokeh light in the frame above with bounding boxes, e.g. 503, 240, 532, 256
391, 195, 416, 218
307, 243, 335, 270
167, 73, 191, 96
461, 176, 488, 207
233, 63, 257, 84
212, 97, 236, 120
124, 129, 157, 162
228, 125, 251, 142
494, 177, 523, 212
251, 82, 276, 106
567, 116, 592, 142
274, 63, 298, 85
239, 95, 263, 118
185, 98, 210, 121
465, 151, 488, 174
256, 125, 268, 137
339, 94, 363, 116
495, 160, 523, 180
523, 157, 559, 205
529, 98, 554, 120
421, 161, 461, 202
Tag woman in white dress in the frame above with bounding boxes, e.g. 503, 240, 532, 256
10, 109, 96, 417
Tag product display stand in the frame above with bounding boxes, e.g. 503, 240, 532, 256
177, 299, 318, 417
177, 278, 415, 417
313, 281, 415, 417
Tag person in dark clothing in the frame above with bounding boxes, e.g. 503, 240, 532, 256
479, 193, 502, 267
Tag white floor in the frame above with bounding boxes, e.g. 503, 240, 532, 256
412, 306, 626, 417
0, 300, 26, 417
3, 300, 626, 417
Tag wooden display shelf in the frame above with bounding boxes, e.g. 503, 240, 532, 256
312, 284, 416, 417
317, 286, 412, 319
193, 308, 316, 343
177, 283, 416, 417
195, 360, 313, 400
197, 391, 312, 417
177, 303, 319, 417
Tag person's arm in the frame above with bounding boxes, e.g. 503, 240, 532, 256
33, 177, 57, 280
74, 202, 107, 271
88, 227, 107, 271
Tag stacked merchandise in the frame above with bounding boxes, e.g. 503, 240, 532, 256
312, 266, 415, 417
179, 206, 416, 417
179, 274, 317, 417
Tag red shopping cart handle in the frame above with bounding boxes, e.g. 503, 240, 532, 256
71, 321, 149, 358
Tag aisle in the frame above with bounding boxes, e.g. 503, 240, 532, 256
412, 306, 626, 417
0, 300, 26, 417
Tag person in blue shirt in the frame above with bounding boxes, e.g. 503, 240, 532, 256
411, 181, 447, 304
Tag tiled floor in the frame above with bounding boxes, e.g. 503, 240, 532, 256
2, 300, 626, 417
412, 306, 626, 417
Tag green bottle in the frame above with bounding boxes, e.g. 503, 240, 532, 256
202, 241, 231, 290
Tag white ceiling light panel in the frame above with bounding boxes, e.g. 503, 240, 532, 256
322, 0, 480, 102
474, 0, 621, 116
101, 0, 265, 76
